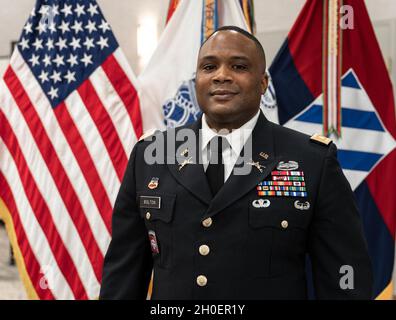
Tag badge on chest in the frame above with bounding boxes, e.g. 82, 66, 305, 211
256, 161, 308, 198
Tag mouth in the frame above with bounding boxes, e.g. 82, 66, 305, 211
210, 89, 238, 101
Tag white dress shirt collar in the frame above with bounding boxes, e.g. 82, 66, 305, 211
201, 109, 261, 156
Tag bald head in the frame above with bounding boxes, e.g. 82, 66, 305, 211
200, 26, 266, 73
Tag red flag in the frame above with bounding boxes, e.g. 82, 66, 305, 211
269, 0, 396, 298
166, 0, 181, 24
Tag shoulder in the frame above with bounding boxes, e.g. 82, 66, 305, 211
138, 128, 160, 142
137, 123, 193, 143
134, 121, 197, 153
270, 121, 335, 157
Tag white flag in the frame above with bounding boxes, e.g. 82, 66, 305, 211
138, 0, 248, 132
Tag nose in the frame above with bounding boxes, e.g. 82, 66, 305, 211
212, 65, 232, 84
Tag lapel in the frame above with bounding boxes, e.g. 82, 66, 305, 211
166, 112, 280, 213
204, 112, 279, 219
166, 117, 212, 205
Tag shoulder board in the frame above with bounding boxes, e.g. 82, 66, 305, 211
138, 129, 159, 142
310, 133, 332, 146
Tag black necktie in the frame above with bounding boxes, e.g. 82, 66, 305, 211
205, 136, 226, 196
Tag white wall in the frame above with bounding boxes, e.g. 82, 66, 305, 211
0, 59, 8, 77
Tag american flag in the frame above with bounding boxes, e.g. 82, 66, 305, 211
0, 0, 142, 299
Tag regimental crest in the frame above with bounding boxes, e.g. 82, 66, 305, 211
148, 177, 159, 190
162, 78, 202, 128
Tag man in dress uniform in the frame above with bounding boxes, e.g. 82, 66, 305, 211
100, 26, 373, 299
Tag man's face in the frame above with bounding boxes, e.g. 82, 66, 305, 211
195, 30, 268, 130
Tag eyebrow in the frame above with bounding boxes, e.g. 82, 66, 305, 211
199, 55, 251, 61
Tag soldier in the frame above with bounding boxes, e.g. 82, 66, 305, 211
100, 26, 373, 299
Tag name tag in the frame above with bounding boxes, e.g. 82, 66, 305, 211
139, 196, 161, 209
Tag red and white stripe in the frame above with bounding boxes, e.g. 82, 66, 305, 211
0, 48, 142, 299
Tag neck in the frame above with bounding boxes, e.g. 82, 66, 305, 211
204, 110, 259, 132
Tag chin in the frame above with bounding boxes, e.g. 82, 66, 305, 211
210, 103, 238, 114
208, 108, 237, 122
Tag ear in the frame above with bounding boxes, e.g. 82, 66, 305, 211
261, 72, 269, 94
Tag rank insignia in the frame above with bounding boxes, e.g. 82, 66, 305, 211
148, 230, 159, 254
148, 177, 159, 189
310, 133, 332, 146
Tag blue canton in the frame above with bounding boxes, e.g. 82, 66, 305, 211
18, 0, 119, 108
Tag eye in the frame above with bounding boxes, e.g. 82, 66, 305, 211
233, 64, 248, 71
202, 64, 216, 71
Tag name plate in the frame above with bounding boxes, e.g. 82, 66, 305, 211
139, 196, 161, 209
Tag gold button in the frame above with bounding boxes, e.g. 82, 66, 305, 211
281, 220, 288, 229
202, 217, 212, 228
145, 212, 151, 220
199, 245, 210, 256
196, 275, 208, 287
